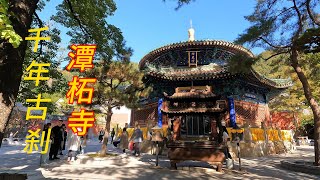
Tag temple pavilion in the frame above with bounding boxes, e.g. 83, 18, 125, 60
130, 27, 292, 170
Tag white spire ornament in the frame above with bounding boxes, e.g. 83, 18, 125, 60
188, 20, 195, 41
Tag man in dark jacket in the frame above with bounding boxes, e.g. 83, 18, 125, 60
62, 124, 67, 151
49, 120, 63, 160
43, 123, 51, 140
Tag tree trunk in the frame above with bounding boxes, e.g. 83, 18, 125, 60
0, 0, 39, 148
100, 107, 113, 155
291, 48, 320, 166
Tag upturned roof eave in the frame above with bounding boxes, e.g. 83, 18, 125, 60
144, 68, 292, 89
139, 40, 254, 70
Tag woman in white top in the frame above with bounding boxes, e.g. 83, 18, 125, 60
222, 127, 232, 159
130, 125, 143, 156
66, 128, 81, 162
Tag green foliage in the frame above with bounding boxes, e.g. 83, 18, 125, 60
51, 0, 131, 62
235, 0, 308, 49
296, 28, 320, 53
235, 1, 320, 127
163, 0, 194, 10
87, 61, 150, 111
235, 19, 275, 48
227, 54, 256, 74
0, 0, 23, 48
17, 18, 67, 114
300, 116, 314, 127
253, 51, 320, 115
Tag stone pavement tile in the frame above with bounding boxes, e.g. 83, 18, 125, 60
232, 146, 320, 180
280, 160, 320, 176
40, 166, 247, 180
2, 140, 320, 180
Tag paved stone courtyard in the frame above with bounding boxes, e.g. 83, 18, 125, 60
0, 140, 319, 180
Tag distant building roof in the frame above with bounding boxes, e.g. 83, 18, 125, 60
14, 102, 43, 115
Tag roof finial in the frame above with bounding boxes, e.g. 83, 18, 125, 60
188, 20, 195, 42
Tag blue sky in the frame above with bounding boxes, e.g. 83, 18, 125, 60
38, 0, 260, 66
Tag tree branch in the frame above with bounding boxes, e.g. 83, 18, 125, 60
34, 12, 43, 60
113, 78, 124, 90
267, 0, 278, 11
111, 104, 121, 109
262, 50, 289, 61
258, 37, 290, 49
64, 0, 92, 40
292, 0, 304, 39
275, 6, 294, 19
306, 0, 320, 26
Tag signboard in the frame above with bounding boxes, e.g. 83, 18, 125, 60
244, 93, 256, 99
187, 51, 199, 67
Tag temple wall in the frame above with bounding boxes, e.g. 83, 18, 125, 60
226, 100, 270, 128
268, 111, 298, 130
131, 99, 271, 129
130, 102, 158, 127
226, 128, 295, 158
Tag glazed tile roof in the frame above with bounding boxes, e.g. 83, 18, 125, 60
140, 39, 292, 89
248, 69, 293, 89
145, 63, 292, 89
139, 40, 254, 69
145, 63, 234, 81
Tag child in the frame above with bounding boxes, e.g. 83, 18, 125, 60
80, 134, 88, 154
67, 129, 81, 163
119, 128, 129, 153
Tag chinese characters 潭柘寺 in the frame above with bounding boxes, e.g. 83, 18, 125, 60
68, 109, 95, 136
66, 44, 96, 72
66, 44, 97, 136
66, 76, 96, 104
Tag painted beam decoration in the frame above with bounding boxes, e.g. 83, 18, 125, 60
66, 44, 97, 136
23, 27, 51, 154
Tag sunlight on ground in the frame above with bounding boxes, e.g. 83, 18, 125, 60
11, 165, 28, 170
87, 153, 118, 158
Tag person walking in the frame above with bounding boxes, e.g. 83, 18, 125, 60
80, 134, 87, 155
41, 123, 51, 164
110, 128, 115, 144
66, 128, 81, 163
49, 120, 63, 160
62, 125, 67, 151
119, 128, 129, 153
59, 124, 66, 155
98, 128, 105, 143
131, 124, 143, 157
222, 126, 232, 159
